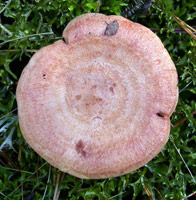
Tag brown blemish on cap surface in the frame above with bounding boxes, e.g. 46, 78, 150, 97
76, 140, 87, 158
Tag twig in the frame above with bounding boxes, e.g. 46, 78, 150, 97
0, 151, 20, 169
179, 81, 193, 93
181, 191, 196, 200
0, 23, 12, 35
0, 108, 17, 120
143, 184, 153, 200
36, 155, 40, 184
0, 166, 34, 175
60, 172, 65, 182
0, 32, 54, 46
42, 165, 51, 200
154, 187, 163, 199
172, 15, 196, 40
0, 192, 12, 200
53, 171, 61, 200
0, 49, 38, 53
0, 0, 12, 14
8, 162, 47, 198
172, 110, 196, 129
21, 184, 24, 200
97, 0, 101, 13
109, 191, 127, 199
150, 27, 196, 34
0, 158, 7, 166
37, 13, 43, 34
170, 135, 196, 184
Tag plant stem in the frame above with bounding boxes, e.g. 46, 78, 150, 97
0, 32, 54, 46
0, 0, 12, 14
0, 24, 12, 35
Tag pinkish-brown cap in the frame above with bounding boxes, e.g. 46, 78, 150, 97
16, 13, 178, 179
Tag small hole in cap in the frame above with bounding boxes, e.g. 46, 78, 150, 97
156, 112, 165, 118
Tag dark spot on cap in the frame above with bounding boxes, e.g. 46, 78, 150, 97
43, 74, 46, 79
104, 21, 119, 36
85, 103, 90, 107
75, 95, 82, 100
109, 87, 114, 94
76, 140, 87, 158
95, 97, 102, 102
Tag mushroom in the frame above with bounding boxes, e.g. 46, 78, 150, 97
16, 13, 178, 179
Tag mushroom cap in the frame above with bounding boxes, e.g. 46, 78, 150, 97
16, 13, 178, 179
